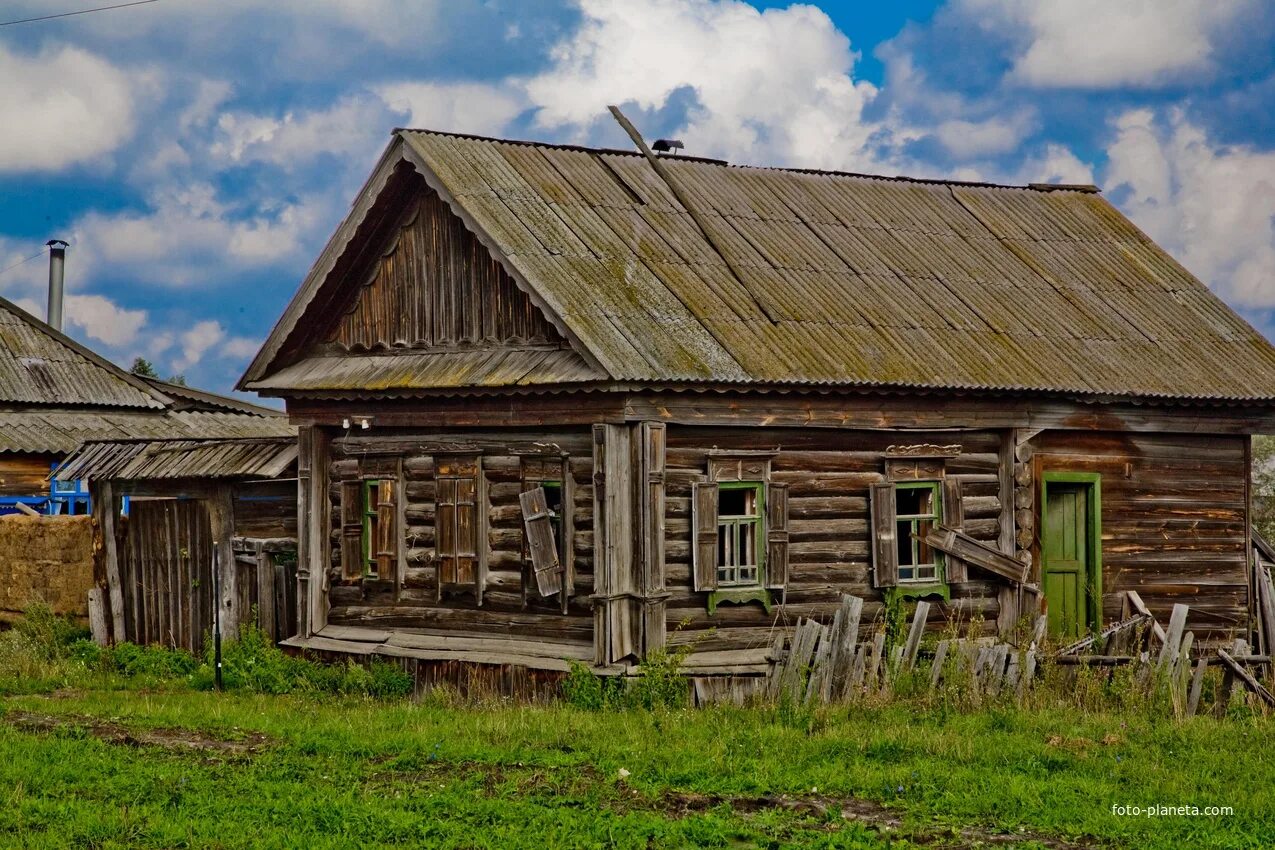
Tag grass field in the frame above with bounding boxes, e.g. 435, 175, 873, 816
1, 612, 1272, 848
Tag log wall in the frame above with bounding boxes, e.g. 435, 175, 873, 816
662, 426, 1005, 653
1034, 430, 1250, 642
324, 427, 595, 646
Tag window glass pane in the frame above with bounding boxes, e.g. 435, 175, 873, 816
916, 518, 937, 566
896, 519, 915, 565
719, 487, 753, 516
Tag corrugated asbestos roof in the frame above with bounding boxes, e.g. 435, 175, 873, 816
245, 129, 1275, 402
55, 437, 297, 483
0, 409, 295, 454
251, 348, 604, 392
0, 299, 163, 408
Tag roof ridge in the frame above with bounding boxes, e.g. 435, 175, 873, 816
396, 127, 1102, 193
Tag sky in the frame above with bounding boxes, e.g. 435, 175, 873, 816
1, 0, 1273, 397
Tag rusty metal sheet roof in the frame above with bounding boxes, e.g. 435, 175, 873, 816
55, 437, 297, 483
252, 129, 1275, 402
0, 409, 294, 454
0, 298, 164, 408
251, 348, 605, 392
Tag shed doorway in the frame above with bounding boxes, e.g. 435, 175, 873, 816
1041, 474, 1102, 638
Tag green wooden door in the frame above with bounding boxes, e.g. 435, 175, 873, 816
1043, 484, 1088, 637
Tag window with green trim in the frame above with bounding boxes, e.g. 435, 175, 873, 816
716, 482, 763, 587
895, 481, 942, 583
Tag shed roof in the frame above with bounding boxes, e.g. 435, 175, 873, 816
54, 436, 297, 483
0, 295, 165, 409
242, 129, 1275, 402
0, 408, 295, 455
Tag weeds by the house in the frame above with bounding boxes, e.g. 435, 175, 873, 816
0, 604, 411, 700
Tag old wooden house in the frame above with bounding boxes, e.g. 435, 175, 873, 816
239, 127, 1275, 678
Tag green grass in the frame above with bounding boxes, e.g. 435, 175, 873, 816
1, 608, 1272, 848
1, 688, 1272, 848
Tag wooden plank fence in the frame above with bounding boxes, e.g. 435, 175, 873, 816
118, 499, 296, 654
762, 591, 1275, 717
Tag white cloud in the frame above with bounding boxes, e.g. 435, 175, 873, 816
64, 294, 147, 347
376, 82, 525, 136
961, 0, 1253, 89
174, 320, 225, 371
1105, 108, 1275, 309
71, 183, 331, 286
523, 0, 887, 170
1016, 143, 1096, 186
0, 43, 148, 172
210, 96, 388, 167
935, 113, 1034, 159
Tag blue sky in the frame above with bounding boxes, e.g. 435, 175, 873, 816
1, 0, 1273, 396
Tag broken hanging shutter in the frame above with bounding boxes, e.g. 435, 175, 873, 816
870, 481, 899, 588
375, 479, 397, 581
691, 480, 719, 592
520, 486, 562, 597
765, 482, 790, 593
940, 477, 967, 583
340, 480, 364, 580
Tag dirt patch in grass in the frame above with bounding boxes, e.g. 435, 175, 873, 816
4, 710, 270, 755
660, 790, 1099, 849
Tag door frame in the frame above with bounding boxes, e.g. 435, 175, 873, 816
1040, 471, 1104, 634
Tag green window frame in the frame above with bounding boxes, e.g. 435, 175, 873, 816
717, 481, 764, 588
895, 481, 943, 584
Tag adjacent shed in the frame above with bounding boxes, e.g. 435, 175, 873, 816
239, 126, 1275, 682
56, 437, 299, 652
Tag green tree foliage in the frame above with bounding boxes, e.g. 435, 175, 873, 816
129, 356, 159, 378
1254, 435, 1275, 543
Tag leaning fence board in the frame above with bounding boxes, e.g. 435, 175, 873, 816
1217, 649, 1275, 708
1156, 604, 1189, 671
930, 640, 951, 689
1186, 658, 1207, 717
1124, 591, 1167, 646
901, 601, 931, 672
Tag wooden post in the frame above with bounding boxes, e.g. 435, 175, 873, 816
93, 480, 126, 644
296, 425, 330, 639
998, 429, 1019, 637
87, 588, 108, 646
1156, 604, 1189, 671
637, 421, 668, 656
208, 485, 238, 640
592, 424, 639, 665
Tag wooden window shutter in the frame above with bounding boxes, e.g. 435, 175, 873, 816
765, 482, 790, 592
375, 479, 397, 580
520, 486, 562, 597
691, 480, 719, 592
870, 481, 899, 588
436, 476, 459, 591
339, 480, 364, 580
941, 477, 968, 583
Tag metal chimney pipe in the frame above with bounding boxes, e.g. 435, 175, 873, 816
46, 239, 68, 331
